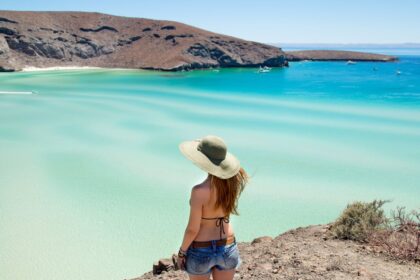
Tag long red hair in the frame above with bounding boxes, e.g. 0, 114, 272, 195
209, 167, 249, 216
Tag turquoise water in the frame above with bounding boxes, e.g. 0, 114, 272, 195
1, 56, 420, 280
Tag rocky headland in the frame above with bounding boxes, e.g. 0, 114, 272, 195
0, 11, 398, 72
285, 50, 397, 62
134, 225, 419, 280
0, 11, 287, 71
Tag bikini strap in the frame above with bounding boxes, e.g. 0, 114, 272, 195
201, 216, 230, 240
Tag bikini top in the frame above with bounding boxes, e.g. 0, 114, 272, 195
201, 215, 230, 240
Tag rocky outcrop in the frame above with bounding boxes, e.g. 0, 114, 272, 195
134, 225, 420, 280
285, 50, 397, 62
0, 11, 287, 71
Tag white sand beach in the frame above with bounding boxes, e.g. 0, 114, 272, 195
21, 66, 104, 72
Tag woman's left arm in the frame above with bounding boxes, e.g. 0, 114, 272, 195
179, 187, 205, 251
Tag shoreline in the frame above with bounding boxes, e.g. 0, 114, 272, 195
21, 66, 115, 72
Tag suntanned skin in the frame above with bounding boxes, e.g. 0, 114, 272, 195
179, 173, 236, 280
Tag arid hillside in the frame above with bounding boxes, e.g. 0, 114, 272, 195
0, 11, 287, 71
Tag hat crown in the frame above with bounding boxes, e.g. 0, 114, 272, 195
197, 135, 227, 164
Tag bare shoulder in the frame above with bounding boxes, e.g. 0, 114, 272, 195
190, 183, 210, 203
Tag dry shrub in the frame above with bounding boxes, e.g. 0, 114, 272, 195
329, 200, 388, 242
369, 207, 420, 263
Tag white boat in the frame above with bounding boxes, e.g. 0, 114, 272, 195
346, 60, 356, 65
396, 70, 402, 75
257, 66, 271, 73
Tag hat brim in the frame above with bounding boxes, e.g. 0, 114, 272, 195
179, 139, 240, 179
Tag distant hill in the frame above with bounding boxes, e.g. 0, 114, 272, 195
285, 50, 397, 62
273, 43, 420, 50
0, 11, 287, 71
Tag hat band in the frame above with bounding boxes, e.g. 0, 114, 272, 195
196, 146, 225, 166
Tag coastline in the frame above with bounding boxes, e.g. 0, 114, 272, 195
135, 224, 420, 280
21, 66, 106, 72
0, 11, 287, 72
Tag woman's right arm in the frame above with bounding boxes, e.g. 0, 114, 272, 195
179, 186, 205, 251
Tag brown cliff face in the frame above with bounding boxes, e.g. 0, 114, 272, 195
0, 11, 287, 71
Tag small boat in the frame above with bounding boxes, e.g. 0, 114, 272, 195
372, 67, 378, 71
257, 66, 271, 73
396, 70, 402, 75
346, 60, 356, 65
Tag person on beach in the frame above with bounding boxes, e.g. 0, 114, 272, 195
177, 135, 249, 280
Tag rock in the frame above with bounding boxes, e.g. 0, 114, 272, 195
79, 26, 118, 33
5, 37, 36, 56
33, 41, 65, 59
0, 17, 18, 24
0, 35, 9, 54
0, 66, 15, 72
74, 42, 97, 59
161, 25, 176, 30
152, 258, 174, 275
99, 45, 114, 55
0, 11, 287, 71
129, 36, 142, 42
251, 236, 273, 245
0, 27, 16, 35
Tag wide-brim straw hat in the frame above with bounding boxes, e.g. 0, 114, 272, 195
179, 135, 240, 179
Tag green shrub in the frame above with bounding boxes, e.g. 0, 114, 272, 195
330, 200, 388, 242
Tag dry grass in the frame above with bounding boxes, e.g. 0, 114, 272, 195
330, 201, 420, 263
369, 207, 420, 263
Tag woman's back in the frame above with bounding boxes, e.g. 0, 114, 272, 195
177, 135, 248, 279
191, 177, 235, 241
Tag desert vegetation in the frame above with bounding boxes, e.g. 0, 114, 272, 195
330, 200, 420, 263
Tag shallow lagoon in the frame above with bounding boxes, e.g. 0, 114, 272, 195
1, 56, 420, 279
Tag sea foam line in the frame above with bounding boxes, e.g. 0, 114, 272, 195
0, 91, 34, 95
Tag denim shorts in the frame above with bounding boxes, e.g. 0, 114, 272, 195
185, 239, 241, 275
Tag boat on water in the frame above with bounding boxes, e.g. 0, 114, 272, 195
396, 70, 402, 75
346, 60, 357, 65
257, 66, 271, 73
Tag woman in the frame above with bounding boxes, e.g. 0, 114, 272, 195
177, 135, 249, 280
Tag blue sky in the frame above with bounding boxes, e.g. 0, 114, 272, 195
1, 0, 419, 44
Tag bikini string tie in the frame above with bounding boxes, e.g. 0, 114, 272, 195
215, 216, 230, 240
